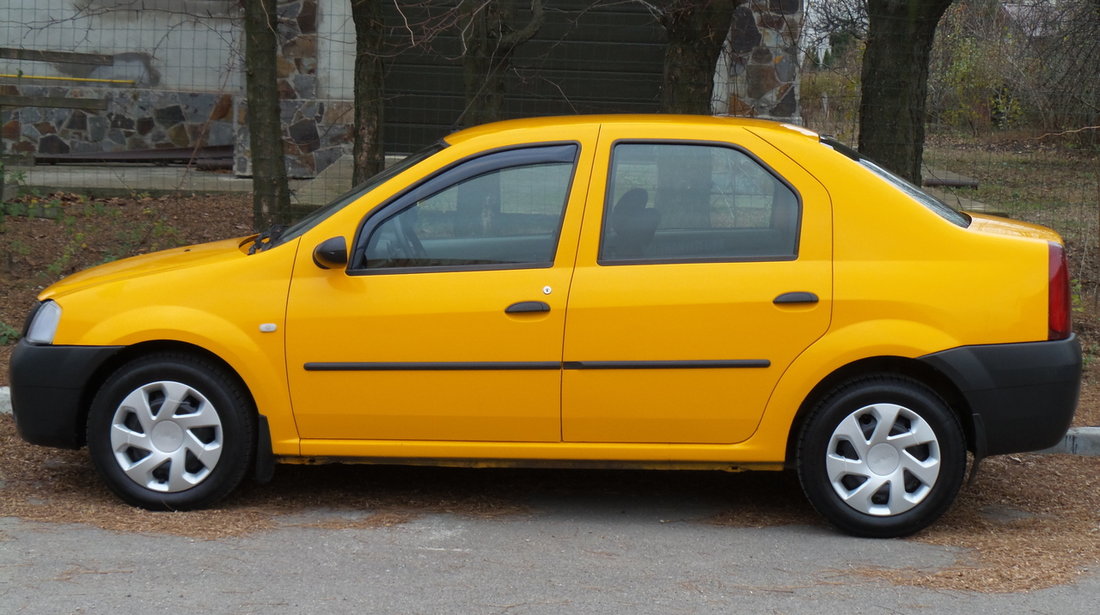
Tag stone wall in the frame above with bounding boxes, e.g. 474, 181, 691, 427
716, 0, 804, 122
233, 98, 353, 179
0, 0, 352, 180
3, 0, 804, 182
1, 85, 234, 156
231, 0, 355, 179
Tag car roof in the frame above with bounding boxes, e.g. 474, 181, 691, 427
443, 114, 820, 145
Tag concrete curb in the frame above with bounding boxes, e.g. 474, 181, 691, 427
1039, 426, 1100, 456
0, 385, 1096, 455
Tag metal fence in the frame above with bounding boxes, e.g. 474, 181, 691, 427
1, 1, 675, 206
1, 1, 1097, 305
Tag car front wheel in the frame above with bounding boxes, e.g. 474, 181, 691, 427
87, 352, 255, 510
797, 376, 966, 538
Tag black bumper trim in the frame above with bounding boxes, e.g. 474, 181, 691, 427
9, 340, 123, 449
920, 335, 1082, 457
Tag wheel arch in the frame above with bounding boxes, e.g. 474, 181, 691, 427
783, 356, 976, 468
77, 340, 259, 447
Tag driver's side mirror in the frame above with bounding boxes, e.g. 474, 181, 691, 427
312, 236, 348, 270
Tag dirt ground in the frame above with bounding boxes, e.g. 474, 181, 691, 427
1, 190, 1099, 594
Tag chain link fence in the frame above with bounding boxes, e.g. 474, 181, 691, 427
1, 1, 1096, 306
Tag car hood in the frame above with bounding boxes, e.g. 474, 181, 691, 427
966, 213, 1063, 243
40, 236, 255, 300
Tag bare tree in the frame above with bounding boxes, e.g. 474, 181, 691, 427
656, 0, 736, 114
858, 0, 954, 183
459, 0, 544, 127
243, 0, 291, 228
808, 0, 868, 44
351, 0, 385, 183
1033, 0, 1100, 135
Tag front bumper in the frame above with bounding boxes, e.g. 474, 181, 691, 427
920, 335, 1082, 457
9, 339, 122, 449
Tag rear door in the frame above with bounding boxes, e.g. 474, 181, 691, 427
562, 123, 832, 444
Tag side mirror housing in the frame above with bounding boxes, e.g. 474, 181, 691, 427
312, 236, 348, 270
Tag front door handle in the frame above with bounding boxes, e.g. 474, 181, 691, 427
773, 292, 819, 305
505, 301, 551, 314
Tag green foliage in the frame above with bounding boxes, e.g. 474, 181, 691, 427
929, 9, 1016, 133
0, 320, 19, 345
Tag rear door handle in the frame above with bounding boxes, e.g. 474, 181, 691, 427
505, 301, 551, 314
773, 292, 819, 305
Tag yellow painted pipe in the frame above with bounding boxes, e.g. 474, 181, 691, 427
0, 73, 135, 85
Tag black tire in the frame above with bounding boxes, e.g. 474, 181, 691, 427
796, 375, 966, 538
86, 352, 255, 511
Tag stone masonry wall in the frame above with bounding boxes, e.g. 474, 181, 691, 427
3, 0, 802, 181
1, 85, 235, 157
723, 0, 803, 122
232, 0, 354, 179
1, 0, 353, 180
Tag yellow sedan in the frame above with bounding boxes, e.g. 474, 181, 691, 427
11, 115, 1081, 537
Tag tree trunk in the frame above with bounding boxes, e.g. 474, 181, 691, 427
659, 0, 736, 115
351, 0, 385, 184
244, 0, 292, 229
858, 0, 954, 184
460, 0, 543, 128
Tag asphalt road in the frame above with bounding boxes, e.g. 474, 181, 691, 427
3, 479, 1099, 615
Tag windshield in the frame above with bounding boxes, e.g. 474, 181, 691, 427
266, 143, 445, 249
821, 138, 971, 228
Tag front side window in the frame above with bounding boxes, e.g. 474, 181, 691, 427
361, 146, 577, 271
600, 142, 800, 263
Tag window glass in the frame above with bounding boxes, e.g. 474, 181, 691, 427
272, 144, 444, 249
601, 143, 799, 262
364, 161, 574, 269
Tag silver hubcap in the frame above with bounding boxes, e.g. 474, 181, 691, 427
825, 403, 941, 516
109, 381, 223, 493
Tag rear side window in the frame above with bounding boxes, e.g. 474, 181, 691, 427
600, 142, 800, 263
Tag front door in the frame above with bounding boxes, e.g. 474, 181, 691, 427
562, 125, 832, 444
285, 142, 591, 442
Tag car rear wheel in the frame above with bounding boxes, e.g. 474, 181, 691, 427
797, 376, 966, 538
87, 352, 255, 510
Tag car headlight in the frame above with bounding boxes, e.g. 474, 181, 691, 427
25, 300, 62, 345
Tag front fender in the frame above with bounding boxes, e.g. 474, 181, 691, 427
81, 305, 300, 455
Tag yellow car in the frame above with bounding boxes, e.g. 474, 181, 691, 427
10, 116, 1081, 537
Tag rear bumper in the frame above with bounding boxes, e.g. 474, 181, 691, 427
920, 335, 1082, 457
9, 339, 122, 449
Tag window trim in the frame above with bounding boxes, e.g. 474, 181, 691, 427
596, 139, 803, 266
269, 143, 446, 250
348, 142, 581, 276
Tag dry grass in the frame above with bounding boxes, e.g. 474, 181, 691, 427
703, 450, 1100, 593
855, 454, 1100, 593
0, 415, 528, 539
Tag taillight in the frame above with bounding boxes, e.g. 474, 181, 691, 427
1048, 243, 1072, 340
